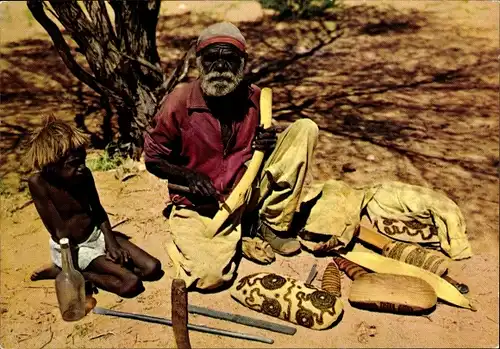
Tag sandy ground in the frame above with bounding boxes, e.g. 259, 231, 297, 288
1, 1, 499, 348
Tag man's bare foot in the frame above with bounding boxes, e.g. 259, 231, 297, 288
30, 264, 60, 281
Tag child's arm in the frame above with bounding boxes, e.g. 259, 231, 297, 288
85, 169, 130, 265
28, 176, 69, 241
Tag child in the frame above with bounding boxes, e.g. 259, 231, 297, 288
27, 115, 163, 298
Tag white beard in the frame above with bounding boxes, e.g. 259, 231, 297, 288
197, 57, 246, 97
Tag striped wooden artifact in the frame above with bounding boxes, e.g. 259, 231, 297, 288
344, 251, 475, 311
334, 255, 438, 314
321, 262, 341, 297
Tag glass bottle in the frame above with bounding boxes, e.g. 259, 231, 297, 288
55, 238, 86, 321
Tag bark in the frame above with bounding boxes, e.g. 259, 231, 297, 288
27, 0, 165, 159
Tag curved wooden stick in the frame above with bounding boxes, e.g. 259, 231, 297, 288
172, 279, 192, 349
203, 88, 273, 239
344, 251, 476, 311
332, 255, 369, 280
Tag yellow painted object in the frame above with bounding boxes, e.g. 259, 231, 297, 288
383, 241, 449, 276
231, 272, 344, 330
358, 223, 450, 276
321, 262, 342, 297
204, 88, 273, 239
344, 252, 475, 311
348, 273, 437, 313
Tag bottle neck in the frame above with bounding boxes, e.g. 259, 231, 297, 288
60, 244, 75, 272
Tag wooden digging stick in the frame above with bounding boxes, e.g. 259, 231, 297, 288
203, 88, 273, 239
172, 279, 191, 349
163, 87, 272, 239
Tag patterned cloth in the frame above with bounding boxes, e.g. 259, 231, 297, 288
365, 181, 471, 260
49, 227, 106, 270
300, 180, 472, 260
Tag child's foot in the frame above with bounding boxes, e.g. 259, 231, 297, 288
85, 296, 97, 315
30, 264, 60, 281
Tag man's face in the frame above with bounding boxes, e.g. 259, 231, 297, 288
197, 43, 246, 97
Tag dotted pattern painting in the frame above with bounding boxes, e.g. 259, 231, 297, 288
376, 217, 439, 242
231, 272, 344, 330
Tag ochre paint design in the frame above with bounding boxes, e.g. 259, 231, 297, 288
384, 241, 448, 276
231, 273, 344, 330
332, 256, 368, 280
321, 262, 341, 297
380, 217, 438, 241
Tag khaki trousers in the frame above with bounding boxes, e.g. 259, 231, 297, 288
165, 119, 319, 290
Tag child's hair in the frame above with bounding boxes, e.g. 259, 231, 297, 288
26, 114, 88, 171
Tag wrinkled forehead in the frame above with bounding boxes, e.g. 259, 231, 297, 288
198, 43, 245, 59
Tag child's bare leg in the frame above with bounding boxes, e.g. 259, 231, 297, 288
31, 264, 98, 296
83, 256, 145, 298
30, 264, 60, 281
115, 234, 164, 281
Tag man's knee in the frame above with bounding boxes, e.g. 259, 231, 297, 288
118, 274, 144, 298
142, 258, 164, 281
292, 118, 319, 139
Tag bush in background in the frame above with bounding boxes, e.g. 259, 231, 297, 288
86, 149, 124, 172
259, 0, 337, 19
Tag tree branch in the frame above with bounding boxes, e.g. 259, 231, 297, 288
27, 0, 105, 96
42, 2, 60, 22
246, 28, 344, 85
83, 0, 114, 44
122, 53, 163, 75
29, 0, 165, 157
111, 0, 161, 63
49, 0, 122, 80
49, 1, 95, 49
100, 0, 118, 45
108, 0, 124, 50
157, 41, 196, 99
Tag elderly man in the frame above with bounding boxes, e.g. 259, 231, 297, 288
144, 22, 319, 290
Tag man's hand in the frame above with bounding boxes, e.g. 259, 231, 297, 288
105, 240, 130, 266
252, 125, 277, 153
185, 170, 219, 200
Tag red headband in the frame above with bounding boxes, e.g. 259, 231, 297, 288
196, 36, 246, 54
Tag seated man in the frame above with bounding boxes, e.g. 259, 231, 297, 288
28, 115, 163, 298
144, 22, 319, 290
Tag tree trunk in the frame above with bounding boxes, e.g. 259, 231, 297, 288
27, 0, 167, 159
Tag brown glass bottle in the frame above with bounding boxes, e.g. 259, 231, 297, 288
55, 238, 86, 321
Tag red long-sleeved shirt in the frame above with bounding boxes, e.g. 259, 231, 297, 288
144, 79, 261, 206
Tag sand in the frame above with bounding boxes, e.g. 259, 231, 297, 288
0, 1, 498, 348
